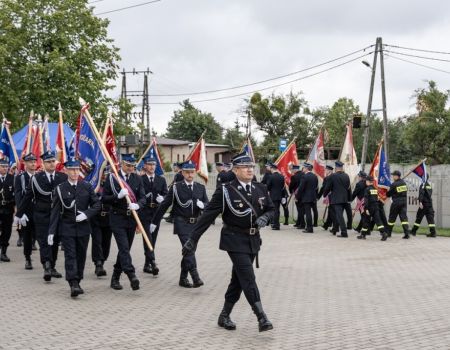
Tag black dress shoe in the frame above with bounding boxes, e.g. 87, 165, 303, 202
51, 268, 62, 278
218, 302, 236, 330
190, 269, 204, 288
297, 226, 305, 230
110, 273, 123, 290
1, 253, 10, 262
143, 264, 153, 274
25, 260, 33, 270
356, 234, 366, 240
150, 261, 159, 276
252, 302, 273, 332
402, 234, 410, 239
427, 233, 436, 238
321, 225, 328, 230
410, 230, 417, 236
302, 229, 313, 233
70, 281, 83, 298
338, 234, 348, 238
381, 232, 388, 241
95, 261, 107, 277
179, 277, 193, 288
127, 273, 140, 290
43, 262, 52, 281
272, 227, 280, 231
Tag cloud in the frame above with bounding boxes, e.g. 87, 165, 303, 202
95, 0, 450, 139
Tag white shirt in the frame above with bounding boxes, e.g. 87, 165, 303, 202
68, 180, 78, 187
147, 174, 155, 182
120, 170, 129, 180
238, 180, 252, 193
184, 180, 194, 188
45, 171, 56, 183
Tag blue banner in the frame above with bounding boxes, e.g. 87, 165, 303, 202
377, 144, 391, 189
0, 126, 17, 166
136, 139, 164, 175
77, 115, 106, 191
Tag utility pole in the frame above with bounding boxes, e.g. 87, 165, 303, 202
120, 68, 153, 154
360, 37, 389, 170
379, 37, 389, 163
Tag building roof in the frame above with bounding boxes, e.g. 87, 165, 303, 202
189, 142, 230, 148
155, 137, 190, 146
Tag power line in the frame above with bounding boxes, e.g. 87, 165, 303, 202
385, 53, 450, 74
149, 45, 374, 97
149, 52, 373, 105
95, 0, 162, 16
88, 0, 107, 4
384, 44, 450, 55
384, 50, 450, 63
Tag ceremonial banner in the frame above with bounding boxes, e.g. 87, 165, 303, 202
411, 159, 428, 183
31, 122, 43, 170
55, 110, 67, 171
187, 135, 208, 183
241, 136, 255, 162
369, 142, 391, 201
307, 129, 326, 179
76, 110, 107, 191
136, 137, 164, 175
102, 115, 119, 169
275, 139, 299, 185
339, 123, 359, 185
0, 120, 19, 166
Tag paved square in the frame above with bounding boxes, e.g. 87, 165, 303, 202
2, 224, 450, 350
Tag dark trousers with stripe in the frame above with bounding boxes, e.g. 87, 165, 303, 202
413, 204, 435, 234
387, 201, 410, 234
225, 252, 261, 306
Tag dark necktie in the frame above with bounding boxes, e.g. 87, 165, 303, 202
0, 177, 4, 183
149, 177, 154, 188
72, 184, 76, 192
188, 184, 192, 191
245, 184, 251, 195
50, 174, 54, 187
126, 174, 130, 183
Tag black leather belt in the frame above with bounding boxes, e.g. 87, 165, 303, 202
0, 200, 14, 206
112, 208, 132, 216
100, 211, 108, 217
224, 224, 258, 235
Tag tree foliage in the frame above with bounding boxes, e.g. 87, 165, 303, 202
165, 100, 224, 143
0, 0, 120, 130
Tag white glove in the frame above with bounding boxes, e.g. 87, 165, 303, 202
13, 216, 20, 226
281, 198, 287, 205
196, 199, 204, 209
128, 202, 140, 211
150, 224, 157, 233
118, 188, 129, 199
48, 234, 54, 246
20, 214, 29, 227
156, 194, 164, 204
419, 202, 423, 209
76, 211, 88, 222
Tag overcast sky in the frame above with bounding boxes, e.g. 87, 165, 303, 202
92, 0, 450, 140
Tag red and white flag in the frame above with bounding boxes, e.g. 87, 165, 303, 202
187, 135, 208, 183
275, 139, 299, 185
339, 123, 359, 184
55, 111, 67, 171
102, 115, 119, 169
31, 122, 43, 170
307, 129, 326, 179
19, 116, 34, 171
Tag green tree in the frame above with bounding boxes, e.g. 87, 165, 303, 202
223, 119, 246, 153
165, 100, 224, 143
0, 0, 120, 130
402, 81, 450, 164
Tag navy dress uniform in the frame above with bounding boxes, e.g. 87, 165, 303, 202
151, 160, 209, 288
386, 170, 410, 239
216, 162, 236, 188
356, 176, 388, 241
48, 159, 101, 297
182, 152, 275, 332
90, 175, 113, 277
165, 163, 184, 224
317, 165, 334, 231
297, 163, 318, 233
0, 158, 16, 262
16, 150, 67, 281
266, 163, 285, 230
323, 161, 351, 237
352, 171, 368, 233
14, 153, 37, 269
411, 179, 436, 237
102, 154, 146, 291
140, 156, 168, 275
290, 165, 305, 228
